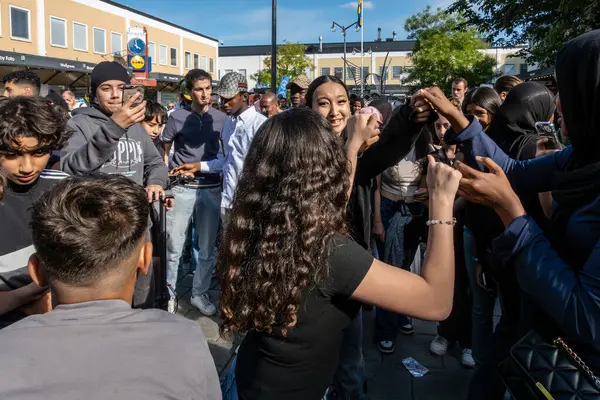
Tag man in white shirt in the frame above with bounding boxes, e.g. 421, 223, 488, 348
172, 72, 267, 226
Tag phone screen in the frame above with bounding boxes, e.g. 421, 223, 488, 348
535, 122, 560, 150
122, 85, 145, 107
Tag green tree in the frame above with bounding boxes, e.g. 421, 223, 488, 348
450, 0, 600, 66
250, 41, 312, 89
403, 6, 497, 93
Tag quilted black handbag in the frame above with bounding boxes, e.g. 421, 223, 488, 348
498, 330, 600, 399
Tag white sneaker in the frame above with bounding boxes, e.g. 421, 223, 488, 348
461, 348, 476, 368
430, 335, 450, 356
190, 293, 217, 316
167, 298, 177, 314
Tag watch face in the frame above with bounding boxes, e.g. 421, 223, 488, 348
128, 38, 146, 54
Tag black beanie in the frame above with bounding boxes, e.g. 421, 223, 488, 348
91, 61, 130, 94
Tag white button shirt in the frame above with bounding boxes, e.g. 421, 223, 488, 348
200, 106, 267, 210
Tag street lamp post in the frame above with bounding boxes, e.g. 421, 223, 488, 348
331, 21, 359, 83
271, 0, 277, 94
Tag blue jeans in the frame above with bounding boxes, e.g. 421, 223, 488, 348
463, 225, 495, 365
330, 308, 367, 400
374, 197, 425, 343
166, 185, 221, 298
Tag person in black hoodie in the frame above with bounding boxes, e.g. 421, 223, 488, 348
61, 61, 169, 309
460, 82, 555, 398
306, 75, 433, 400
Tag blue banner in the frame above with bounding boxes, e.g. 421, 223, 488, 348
278, 76, 290, 97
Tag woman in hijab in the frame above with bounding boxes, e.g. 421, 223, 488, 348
420, 29, 600, 399
486, 81, 555, 160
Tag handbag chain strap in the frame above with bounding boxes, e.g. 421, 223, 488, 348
554, 337, 600, 388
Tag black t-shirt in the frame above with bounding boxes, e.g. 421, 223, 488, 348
0, 170, 67, 325
235, 235, 374, 400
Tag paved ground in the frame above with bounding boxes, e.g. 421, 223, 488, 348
174, 272, 475, 399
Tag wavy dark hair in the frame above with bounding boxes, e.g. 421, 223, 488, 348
493, 75, 523, 96
0, 96, 71, 155
219, 108, 350, 336
305, 75, 349, 109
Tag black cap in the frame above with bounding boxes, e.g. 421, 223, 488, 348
91, 61, 130, 94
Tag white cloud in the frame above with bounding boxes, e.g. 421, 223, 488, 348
341, 1, 375, 10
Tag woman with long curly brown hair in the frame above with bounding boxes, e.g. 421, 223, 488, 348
219, 107, 462, 400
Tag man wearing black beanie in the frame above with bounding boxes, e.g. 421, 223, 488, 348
60, 61, 168, 309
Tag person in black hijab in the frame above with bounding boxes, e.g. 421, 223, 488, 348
486, 81, 555, 160
418, 28, 600, 399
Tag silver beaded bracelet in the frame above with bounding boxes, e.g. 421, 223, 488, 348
426, 218, 457, 227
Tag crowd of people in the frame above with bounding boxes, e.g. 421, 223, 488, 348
0, 28, 598, 400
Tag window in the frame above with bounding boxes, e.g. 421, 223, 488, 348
184, 51, 191, 69
93, 27, 106, 54
519, 63, 528, 75
73, 22, 88, 51
10, 6, 31, 41
320, 67, 330, 76
379, 66, 388, 80
238, 69, 246, 77
159, 45, 167, 65
209, 58, 214, 73
504, 64, 516, 75
148, 42, 156, 64
334, 67, 343, 79
110, 32, 122, 57
170, 47, 177, 67
50, 16, 67, 48
392, 66, 403, 79
193, 53, 199, 69
224, 69, 233, 74
361, 67, 369, 80
202, 56, 208, 70
346, 67, 357, 80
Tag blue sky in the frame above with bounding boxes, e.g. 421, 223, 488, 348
115, 0, 452, 46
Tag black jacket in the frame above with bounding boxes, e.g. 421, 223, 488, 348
348, 104, 426, 250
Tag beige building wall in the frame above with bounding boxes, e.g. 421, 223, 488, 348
0, 0, 218, 80
182, 37, 218, 80
0, 0, 38, 56
45, 0, 126, 64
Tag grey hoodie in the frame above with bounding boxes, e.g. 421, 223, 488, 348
61, 106, 168, 188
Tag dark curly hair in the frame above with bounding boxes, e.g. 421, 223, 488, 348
219, 108, 350, 336
0, 96, 71, 155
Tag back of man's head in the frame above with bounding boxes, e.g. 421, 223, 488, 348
30, 174, 149, 298
2, 70, 41, 97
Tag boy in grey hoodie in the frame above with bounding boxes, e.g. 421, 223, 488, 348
61, 62, 169, 308
61, 62, 168, 196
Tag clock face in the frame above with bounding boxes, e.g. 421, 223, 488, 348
128, 38, 146, 54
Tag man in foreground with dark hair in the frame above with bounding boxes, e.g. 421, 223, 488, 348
2, 70, 41, 97
0, 174, 220, 400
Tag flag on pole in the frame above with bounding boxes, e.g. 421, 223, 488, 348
357, 0, 363, 27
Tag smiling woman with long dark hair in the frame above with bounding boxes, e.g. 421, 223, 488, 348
219, 108, 462, 400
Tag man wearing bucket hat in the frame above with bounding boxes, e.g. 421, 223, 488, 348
287, 74, 311, 108
214, 72, 267, 224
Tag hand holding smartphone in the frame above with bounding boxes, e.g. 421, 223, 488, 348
535, 122, 561, 150
122, 85, 145, 108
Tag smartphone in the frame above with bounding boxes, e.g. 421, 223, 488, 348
427, 143, 455, 167
122, 85, 145, 107
535, 122, 560, 150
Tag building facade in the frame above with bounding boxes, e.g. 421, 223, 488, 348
0, 0, 219, 105
219, 40, 529, 96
